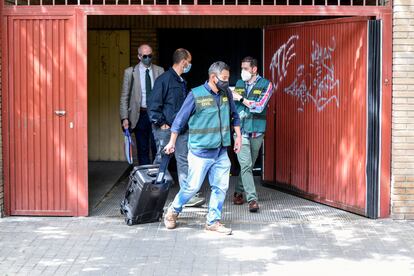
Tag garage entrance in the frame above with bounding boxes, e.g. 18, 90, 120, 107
86, 22, 267, 212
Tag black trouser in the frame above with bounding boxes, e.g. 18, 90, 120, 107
133, 110, 157, 165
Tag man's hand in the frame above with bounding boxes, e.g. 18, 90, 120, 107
122, 119, 129, 130
164, 141, 176, 155
233, 135, 242, 154
243, 99, 253, 108
232, 91, 242, 101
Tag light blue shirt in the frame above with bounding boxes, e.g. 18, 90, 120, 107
245, 75, 261, 97
138, 63, 154, 108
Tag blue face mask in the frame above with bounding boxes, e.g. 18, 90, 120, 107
183, 63, 192, 74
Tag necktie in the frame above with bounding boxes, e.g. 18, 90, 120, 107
145, 68, 152, 105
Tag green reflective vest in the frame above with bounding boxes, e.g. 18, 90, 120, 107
234, 77, 270, 133
188, 85, 231, 149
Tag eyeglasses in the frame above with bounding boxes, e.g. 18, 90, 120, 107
141, 54, 152, 59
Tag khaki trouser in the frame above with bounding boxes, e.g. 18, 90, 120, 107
235, 135, 264, 203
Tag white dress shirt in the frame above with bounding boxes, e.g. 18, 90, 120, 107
138, 63, 154, 108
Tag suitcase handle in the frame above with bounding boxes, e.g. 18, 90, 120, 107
156, 153, 171, 184
136, 164, 159, 170
147, 168, 158, 177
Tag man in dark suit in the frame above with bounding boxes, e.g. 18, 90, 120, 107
120, 44, 164, 165
149, 48, 205, 207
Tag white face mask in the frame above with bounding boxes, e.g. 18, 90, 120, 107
241, 70, 252, 82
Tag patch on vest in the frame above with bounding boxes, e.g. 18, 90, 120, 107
196, 97, 215, 107
253, 89, 262, 95
234, 88, 244, 94
222, 97, 228, 102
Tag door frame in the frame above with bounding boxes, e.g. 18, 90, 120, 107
1, 5, 392, 217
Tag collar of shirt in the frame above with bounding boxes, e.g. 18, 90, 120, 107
245, 75, 262, 96
168, 67, 187, 99
139, 62, 151, 72
169, 67, 185, 83
203, 81, 224, 97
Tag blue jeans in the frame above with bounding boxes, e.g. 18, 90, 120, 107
152, 126, 189, 188
171, 150, 231, 225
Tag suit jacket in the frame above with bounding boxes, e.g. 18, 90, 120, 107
120, 63, 164, 129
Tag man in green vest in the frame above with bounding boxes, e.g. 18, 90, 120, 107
163, 61, 242, 235
231, 56, 274, 212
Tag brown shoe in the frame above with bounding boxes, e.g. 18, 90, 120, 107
205, 221, 232, 235
233, 192, 244, 205
248, 200, 259, 212
163, 208, 179, 229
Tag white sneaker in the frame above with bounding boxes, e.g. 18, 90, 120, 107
163, 208, 179, 229
183, 193, 206, 207
205, 221, 232, 235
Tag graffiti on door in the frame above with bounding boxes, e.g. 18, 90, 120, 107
269, 35, 340, 112
269, 35, 299, 91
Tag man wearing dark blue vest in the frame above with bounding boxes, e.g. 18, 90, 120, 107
231, 56, 273, 212
163, 61, 242, 235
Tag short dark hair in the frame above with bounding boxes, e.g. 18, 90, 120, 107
242, 56, 258, 68
173, 48, 191, 64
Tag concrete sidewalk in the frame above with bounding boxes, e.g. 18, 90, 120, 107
1, 215, 414, 275
1, 177, 414, 275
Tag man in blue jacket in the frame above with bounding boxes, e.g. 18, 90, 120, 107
163, 61, 242, 235
148, 48, 205, 207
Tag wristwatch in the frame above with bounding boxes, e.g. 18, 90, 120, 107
239, 97, 244, 103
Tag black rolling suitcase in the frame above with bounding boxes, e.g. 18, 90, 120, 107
120, 154, 172, 225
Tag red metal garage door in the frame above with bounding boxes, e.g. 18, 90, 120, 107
2, 12, 88, 216
263, 17, 380, 216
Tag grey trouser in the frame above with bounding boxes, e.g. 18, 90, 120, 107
152, 126, 189, 188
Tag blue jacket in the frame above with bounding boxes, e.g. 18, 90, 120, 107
148, 68, 188, 129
